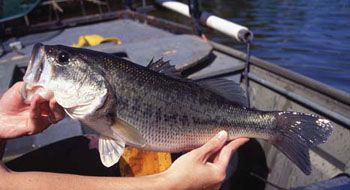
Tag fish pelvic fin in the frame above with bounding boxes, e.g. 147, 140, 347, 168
272, 111, 333, 175
98, 135, 125, 167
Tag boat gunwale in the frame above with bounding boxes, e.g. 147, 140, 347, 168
209, 41, 350, 105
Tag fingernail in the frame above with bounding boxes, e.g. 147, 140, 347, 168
217, 131, 226, 140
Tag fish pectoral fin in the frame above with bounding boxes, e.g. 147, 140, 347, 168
98, 135, 125, 167
111, 119, 146, 148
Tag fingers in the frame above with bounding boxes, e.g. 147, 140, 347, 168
49, 99, 65, 123
13, 81, 24, 95
216, 138, 249, 168
30, 95, 45, 119
27, 95, 51, 135
30, 95, 64, 123
9, 81, 24, 94
196, 131, 228, 162
28, 95, 65, 134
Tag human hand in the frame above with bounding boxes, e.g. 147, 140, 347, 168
0, 82, 65, 139
163, 131, 249, 190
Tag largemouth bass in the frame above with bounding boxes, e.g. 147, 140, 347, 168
22, 43, 333, 175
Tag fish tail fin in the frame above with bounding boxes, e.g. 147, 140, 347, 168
271, 112, 333, 175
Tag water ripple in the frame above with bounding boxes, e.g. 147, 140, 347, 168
199, 0, 350, 92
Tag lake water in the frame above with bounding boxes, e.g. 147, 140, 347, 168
155, 0, 350, 93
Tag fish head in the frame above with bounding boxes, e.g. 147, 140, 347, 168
22, 43, 109, 119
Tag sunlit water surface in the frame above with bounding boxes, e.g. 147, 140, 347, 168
153, 0, 350, 93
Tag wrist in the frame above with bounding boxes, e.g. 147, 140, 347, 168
137, 171, 180, 190
157, 172, 175, 190
142, 172, 174, 190
156, 170, 188, 190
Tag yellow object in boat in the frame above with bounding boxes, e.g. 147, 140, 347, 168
72, 34, 121, 48
119, 147, 172, 177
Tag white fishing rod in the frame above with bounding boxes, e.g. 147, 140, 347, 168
155, 0, 254, 43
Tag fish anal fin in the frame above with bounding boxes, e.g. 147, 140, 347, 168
111, 119, 146, 148
98, 135, 125, 167
196, 78, 247, 106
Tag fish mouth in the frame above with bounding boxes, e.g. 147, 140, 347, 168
24, 43, 45, 82
22, 43, 48, 102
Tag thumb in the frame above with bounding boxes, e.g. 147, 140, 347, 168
196, 131, 228, 161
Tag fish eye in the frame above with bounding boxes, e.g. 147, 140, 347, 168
57, 51, 70, 64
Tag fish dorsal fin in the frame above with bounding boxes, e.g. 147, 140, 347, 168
111, 119, 146, 148
147, 58, 184, 80
147, 58, 246, 105
98, 135, 125, 167
196, 78, 248, 106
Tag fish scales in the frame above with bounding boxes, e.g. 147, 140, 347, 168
22, 44, 333, 174
103, 59, 276, 151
